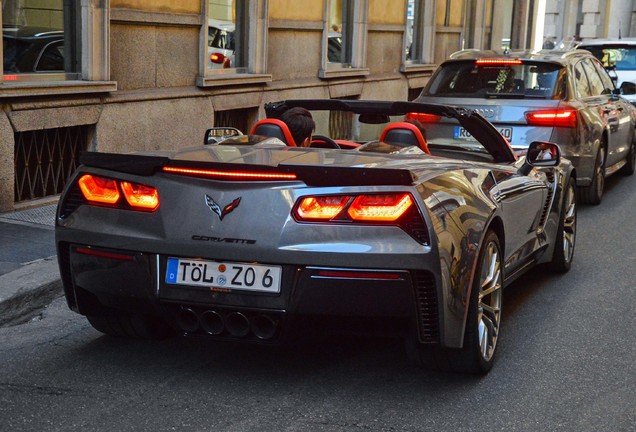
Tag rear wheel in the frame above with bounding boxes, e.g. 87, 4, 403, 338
579, 147, 605, 205
86, 314, 174, 339
548, 176, 576, 273
407, 231, 503, 374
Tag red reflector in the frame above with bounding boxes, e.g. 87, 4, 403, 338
315, 270, 402, 280
76, 247, 134, 261
525, 110, 577, 128
3, 75, 19, 81
162, 166, 298, 181
210, 53, 225, 64
405, 112, 441, 123
476, 58, 522, 66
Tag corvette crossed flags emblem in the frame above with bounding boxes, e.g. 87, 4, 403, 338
205, 194, 241, 221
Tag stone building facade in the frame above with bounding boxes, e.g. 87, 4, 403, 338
543, 0, 636, 43
0, 0, 539, 212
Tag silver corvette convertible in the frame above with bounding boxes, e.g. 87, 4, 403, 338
55, 99, 577, 374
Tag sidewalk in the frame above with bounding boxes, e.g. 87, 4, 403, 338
0, 204, 62, 326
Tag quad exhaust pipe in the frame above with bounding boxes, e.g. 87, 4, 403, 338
175, 308, 279, 340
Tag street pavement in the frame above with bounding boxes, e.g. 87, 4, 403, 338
0, 203, 61, 326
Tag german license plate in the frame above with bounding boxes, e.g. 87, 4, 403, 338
165, 258, 281, 293
454, 126, 513, 141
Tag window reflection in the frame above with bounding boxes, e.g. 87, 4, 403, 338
327, 0, 352, 67
208, 0, 247, 73
2, 0, 77, 77
406, 0, 420, 61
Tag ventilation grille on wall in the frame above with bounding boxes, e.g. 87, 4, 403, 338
215, 108, 255, 134
14, 125, 91, 203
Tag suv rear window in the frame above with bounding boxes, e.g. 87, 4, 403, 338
578, 45, 636, 71
423, 61, 564, 99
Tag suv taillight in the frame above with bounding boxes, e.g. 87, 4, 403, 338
525, 109, 577, 128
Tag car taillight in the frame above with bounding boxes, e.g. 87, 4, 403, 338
525, 109, 577, 128
293, 193, 428, 244
77, 174, 159, 211
121, 181, 160, 210
405, 112, 441, 123
347, 194, 413, 222
296, 196, 350, 221
210, 52, 226, 64
78, 174, 120, 204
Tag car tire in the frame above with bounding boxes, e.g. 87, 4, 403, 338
86, 314, 174, 339
579, 147, 605, 205
620, 137, 636, 176
548, 176, 576, 273
406, 230, 503, 374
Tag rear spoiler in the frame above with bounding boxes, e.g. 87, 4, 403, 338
79, 152, 416, 187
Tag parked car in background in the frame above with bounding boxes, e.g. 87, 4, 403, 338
577, 38, 636, 105
55, 98, 576, 374
2, 26, 64, 73
207, 19, 234, 69
414, 49, 636, 204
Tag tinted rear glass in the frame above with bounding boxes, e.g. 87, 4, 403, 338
424, 61, 564, 99
579, 45, 636, 71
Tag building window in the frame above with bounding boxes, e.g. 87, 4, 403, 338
404, 0, 434, 67
320, 0, 369, 79
2, 0, 79, 80
1, 0, 114, 96
199, 0, 271, 87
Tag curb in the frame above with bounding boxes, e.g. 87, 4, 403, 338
0, 256, 63, 327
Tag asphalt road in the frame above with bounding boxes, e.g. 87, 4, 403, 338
0, 174, 634, 432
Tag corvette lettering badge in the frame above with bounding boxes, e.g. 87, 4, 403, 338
205, 194, 241, 221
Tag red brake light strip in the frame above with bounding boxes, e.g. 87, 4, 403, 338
162, 166, 298, 181
476, 58, 522, 65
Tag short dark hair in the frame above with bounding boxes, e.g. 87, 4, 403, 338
279, 107, 315, 146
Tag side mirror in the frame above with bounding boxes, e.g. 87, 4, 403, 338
204, 127, 243, 144
521, 141, 561, 174
620, 81, 636, 96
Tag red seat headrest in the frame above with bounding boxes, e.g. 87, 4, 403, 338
251, 119, 297, 147
380, 122, 429, 154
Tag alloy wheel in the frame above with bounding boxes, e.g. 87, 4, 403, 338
477, 241, 503, 362
562, 182, 576, 264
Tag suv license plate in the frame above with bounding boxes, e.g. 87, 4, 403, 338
455, 126, 513, 141
165, 258, 281, 293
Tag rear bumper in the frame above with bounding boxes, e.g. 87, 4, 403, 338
58, 242, 441, 345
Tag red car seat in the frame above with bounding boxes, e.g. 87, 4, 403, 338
251, 119, 297, 146
380, 122, 430, 154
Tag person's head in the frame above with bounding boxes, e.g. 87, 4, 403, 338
279, 107, 315, 147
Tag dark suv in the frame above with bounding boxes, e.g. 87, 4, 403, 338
415, 49, 636, 204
